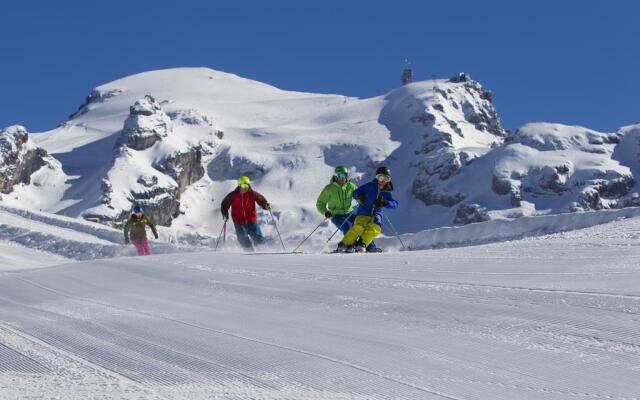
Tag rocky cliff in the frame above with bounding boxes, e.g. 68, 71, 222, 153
0, 126, 52, 194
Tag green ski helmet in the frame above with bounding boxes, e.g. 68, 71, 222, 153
334, 166, 349, 178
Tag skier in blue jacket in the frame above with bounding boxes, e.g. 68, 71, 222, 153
336, 166, 398, 253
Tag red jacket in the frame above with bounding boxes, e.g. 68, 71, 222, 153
221, 186, 269, 224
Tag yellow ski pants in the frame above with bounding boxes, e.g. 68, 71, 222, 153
341, 216, 382, 246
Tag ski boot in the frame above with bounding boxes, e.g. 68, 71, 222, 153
353, 239, 366, 253
353, 244, 366, 253
335, 242, 350, 253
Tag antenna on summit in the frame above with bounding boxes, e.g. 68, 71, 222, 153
401, 58, 413, 86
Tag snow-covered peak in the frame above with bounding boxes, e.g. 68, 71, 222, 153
378, 77, 506, 227
382, 77, 504, 150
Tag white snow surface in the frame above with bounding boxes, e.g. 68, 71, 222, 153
1, 214, 639, 399
0, 206, 203, 267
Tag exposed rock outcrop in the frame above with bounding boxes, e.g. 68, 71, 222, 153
118, 95, 172, 151
492, 175, 521, 207
167, 109, 213, 126
122, 145, 205, 226
70, 88, 123, 119
454, 203, 489, 225
154, 146, 205, 191
412, 178, 465, 207
0, 125, 50, 194
127, 185, 181, 227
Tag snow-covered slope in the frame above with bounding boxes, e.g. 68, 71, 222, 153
1, 216, 639, 399
0, 206, 202, 269
2, 67, 640, 245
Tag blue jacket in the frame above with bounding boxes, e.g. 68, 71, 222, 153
352, 180, 399, 225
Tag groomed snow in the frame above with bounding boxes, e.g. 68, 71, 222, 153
0, 206, 205, 269
1, 215, 639, 399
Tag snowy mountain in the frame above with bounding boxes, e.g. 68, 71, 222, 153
1, 67, 639, 245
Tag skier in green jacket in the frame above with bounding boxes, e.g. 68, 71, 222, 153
123, 205, 159, 256
316, 166, 377, 251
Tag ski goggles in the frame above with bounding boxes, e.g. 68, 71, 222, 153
335, 172, 348, 179
376, 173, 391, 183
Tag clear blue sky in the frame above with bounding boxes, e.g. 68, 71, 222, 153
1, 0, 638, 132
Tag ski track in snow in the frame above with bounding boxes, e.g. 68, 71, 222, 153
0, 216, 640, 398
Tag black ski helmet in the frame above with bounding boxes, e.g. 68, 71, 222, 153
375, 166, 391, 177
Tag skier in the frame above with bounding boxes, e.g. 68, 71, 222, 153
316, 165, 377, 251
221, 176, 271, 251
123, 205, 159, 256
336, 166, 398, 253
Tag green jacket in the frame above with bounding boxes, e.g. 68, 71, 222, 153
124, 214, 158, 241
316, 178, 357, 216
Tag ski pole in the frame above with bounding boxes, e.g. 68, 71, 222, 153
269, 209, 287, 252
214, 219, 227, 251
292, 217, 328, 253
381, 220, 395, 236
383, 213, 407, 249
326, 210, 354, 242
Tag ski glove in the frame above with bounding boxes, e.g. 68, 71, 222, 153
357, 193, 367, 202
222, 213, 229, 221
154, 234, 159, 239
124, 238, 130, 245
374, 199, 389, 207
324, 211, 333, 218
264, 203, 271, 210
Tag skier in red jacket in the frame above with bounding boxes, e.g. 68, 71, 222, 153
220, 176, 271, 251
